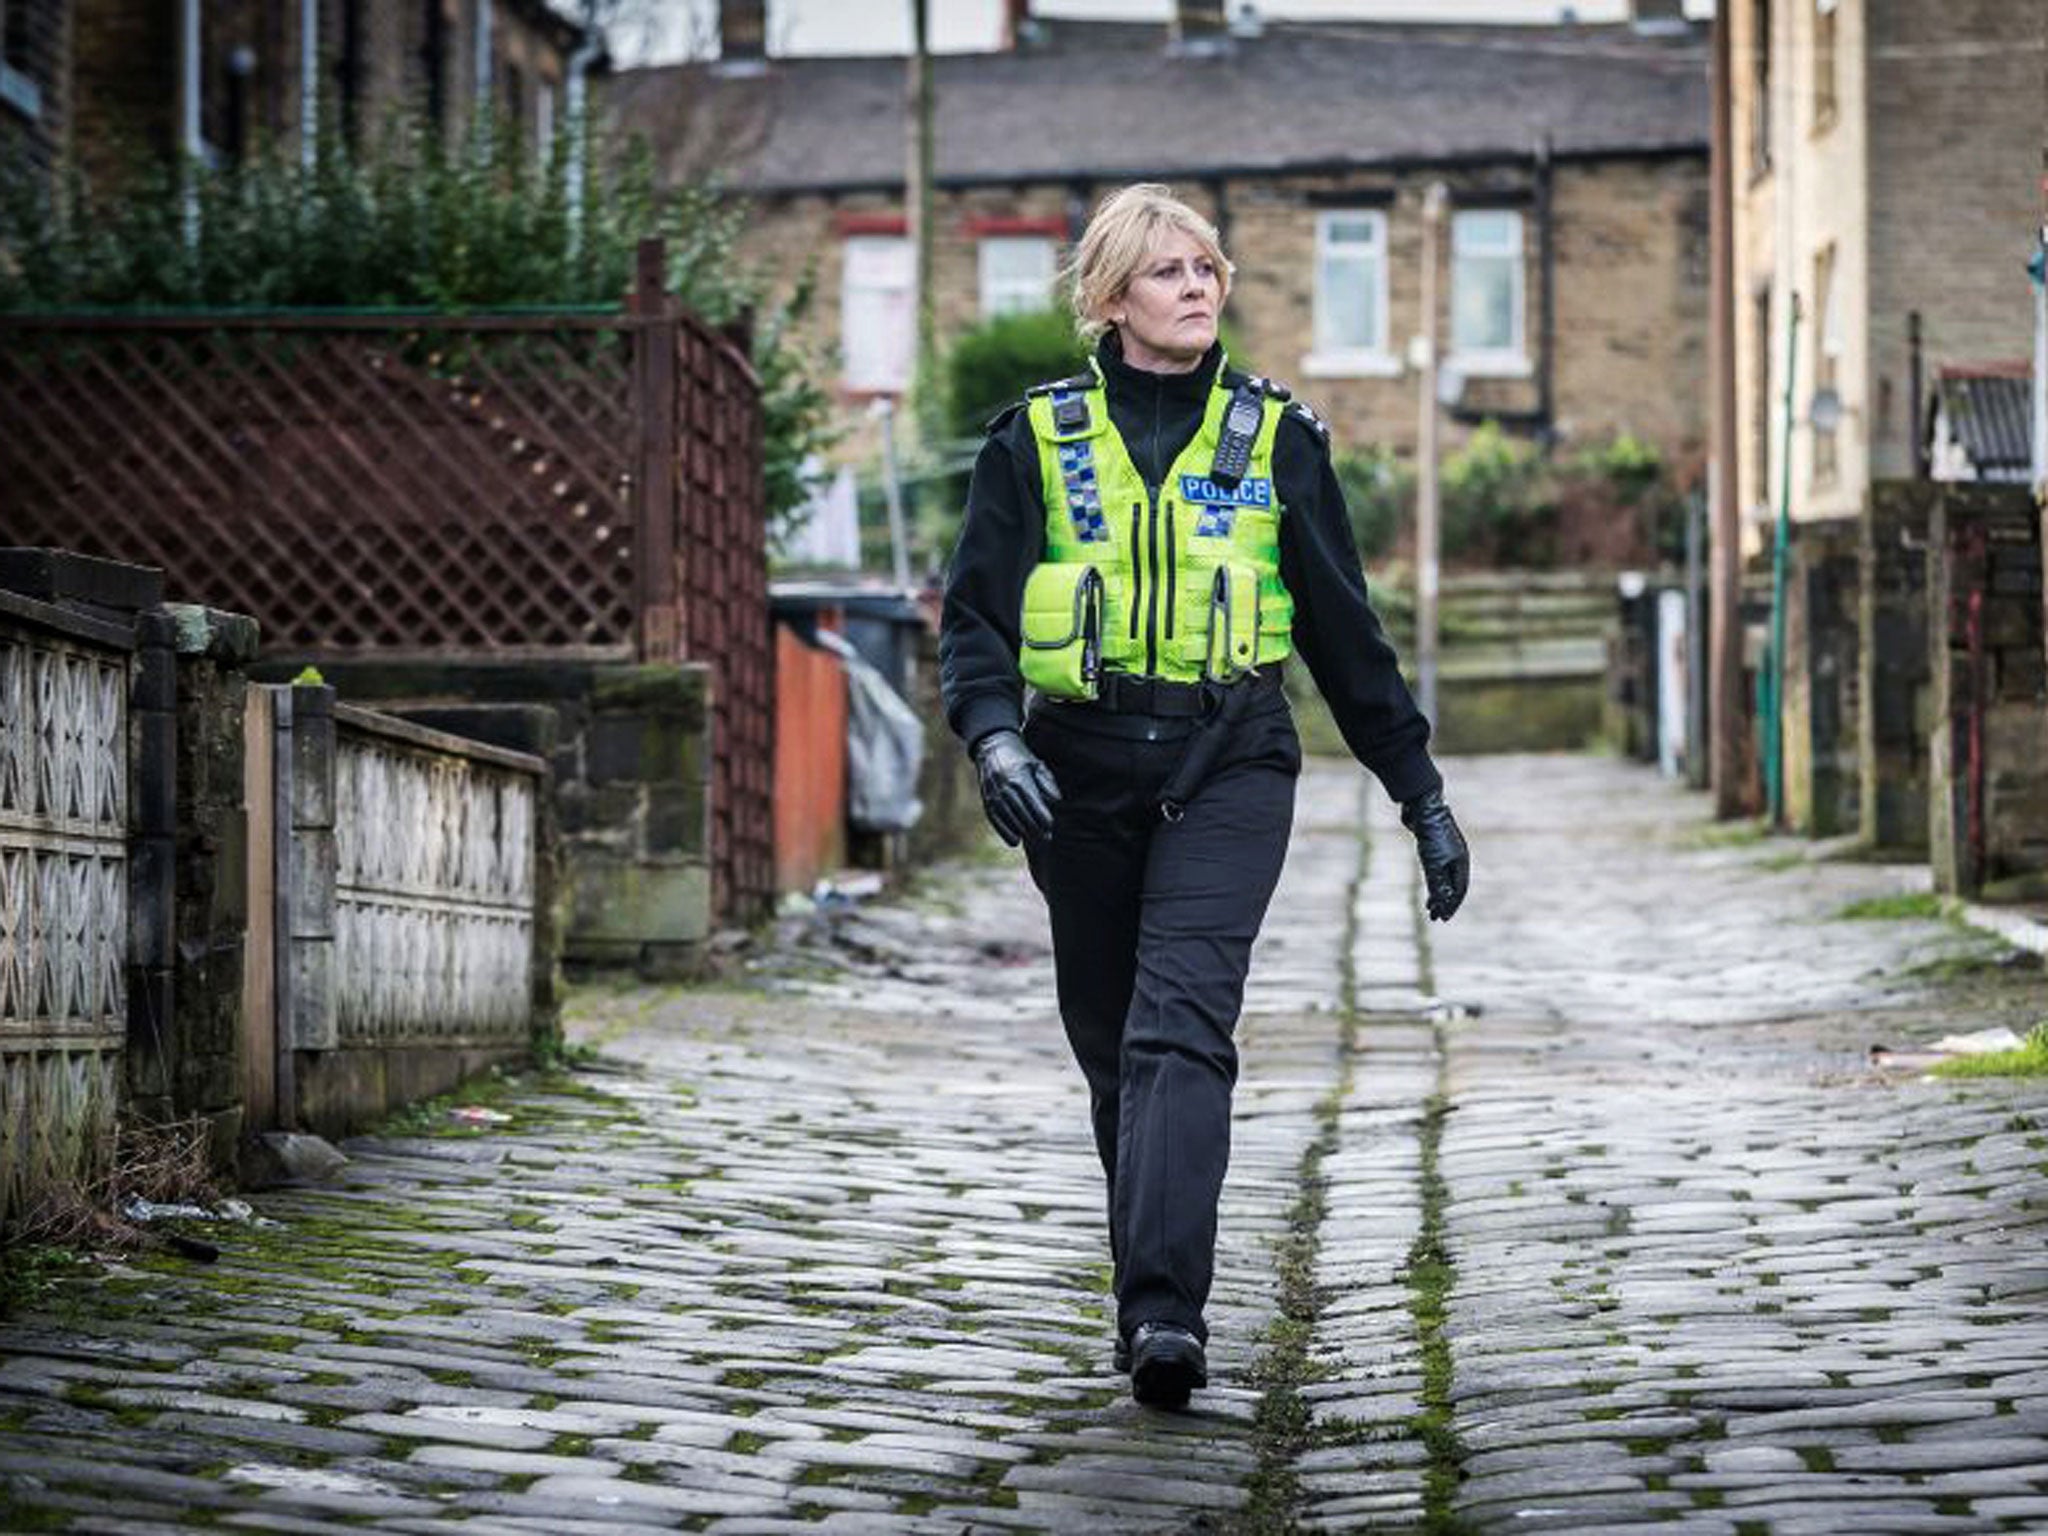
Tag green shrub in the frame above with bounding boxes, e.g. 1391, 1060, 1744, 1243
0, 118, 835, 528
1333, 445, 1411, 563
1441, 420, 1558, 563
942, 307, 1089, 438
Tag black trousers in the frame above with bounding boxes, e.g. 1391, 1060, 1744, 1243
1022, 693, 1300, 1342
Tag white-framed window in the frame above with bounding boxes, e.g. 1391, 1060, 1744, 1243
841, 234, 914, 393
1305, 209, 1395, 377
978, 235, 1056, 318
1450, 208, 1527, 372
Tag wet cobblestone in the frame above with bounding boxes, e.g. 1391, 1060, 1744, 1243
1, 755, 2044, 1533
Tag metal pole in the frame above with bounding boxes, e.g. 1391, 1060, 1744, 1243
907, 0, 937, 433
1415, 182, 1447, 729
1685, 485, 1707, 789
1707, 2, 1745, 816
2031, 239, 2046, 492
1764, 293, 1802, 827
878, 398, 913, 593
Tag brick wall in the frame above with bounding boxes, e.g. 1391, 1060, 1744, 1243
1732, 0, 2046, 540
68, 0, 574, 187
1866, 0, 2045, 482
70, 0, 173, 187
735, 153, 1708, 479
1927, 486, 2048, 896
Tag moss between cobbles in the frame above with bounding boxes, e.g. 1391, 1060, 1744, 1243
1835, 892, 1944, 922
0, 1501, 71, 1532
727, 1430, 770, 1455
1236, 829, 1361, 1536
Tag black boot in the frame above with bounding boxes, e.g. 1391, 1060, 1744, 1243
1128, 1322, 1207, 1407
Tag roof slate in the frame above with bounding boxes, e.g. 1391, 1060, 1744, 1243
604, 20, 1709, 193
1935, 371, 2034, 476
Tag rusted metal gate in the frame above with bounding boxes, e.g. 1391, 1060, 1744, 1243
0, 241, 773, 922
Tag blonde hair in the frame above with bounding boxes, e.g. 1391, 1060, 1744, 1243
1065, 183, 1234, 344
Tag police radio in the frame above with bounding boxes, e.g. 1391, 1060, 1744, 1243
1209, 384, 1264, 489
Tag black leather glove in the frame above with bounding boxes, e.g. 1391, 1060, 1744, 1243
972, 729, 1061, 847
1401, 787, 1469, 922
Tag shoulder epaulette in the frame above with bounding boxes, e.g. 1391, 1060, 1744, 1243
1284, 399, 1330, 444
1024, 371, 1098, 399
1221, 368, 1295, 404
984, 400, 1028, 435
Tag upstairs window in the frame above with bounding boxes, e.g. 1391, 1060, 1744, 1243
1450, 209, 1526, 366
1310, 210, 1390, 368
978, 235, 1056, 318
842, 235, 913, 393
1812, 244, 1841, 484
1812, 0, 1838, 132
1750, 0, 1773, 173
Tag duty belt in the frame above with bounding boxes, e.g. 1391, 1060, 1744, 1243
1088, 665, 1284, 718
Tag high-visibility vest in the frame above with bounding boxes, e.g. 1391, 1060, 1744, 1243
1016, 362, 1296, 699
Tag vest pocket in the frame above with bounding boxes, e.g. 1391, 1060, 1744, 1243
1019, 563, 1105, 700
1203, 563, 1263, 681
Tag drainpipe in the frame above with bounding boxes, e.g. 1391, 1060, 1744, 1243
1763, 294, 1802, 827
179, 0, 203, 238
1534, 135, 1556, 436
300, 0, 317, 165
1707, 2, 1743, 816
475, 0, 494, 125
2031, 237, 2046, 493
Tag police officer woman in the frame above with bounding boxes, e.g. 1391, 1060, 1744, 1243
939, 184, 1468, 1409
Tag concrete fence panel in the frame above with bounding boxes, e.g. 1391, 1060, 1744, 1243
256, 686, 553, 1137
0, 591, 132, 1225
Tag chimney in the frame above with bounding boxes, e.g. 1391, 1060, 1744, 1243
1173, 0, 1229, 49
719, 0, 767, 64
1627, 0, 1688, 32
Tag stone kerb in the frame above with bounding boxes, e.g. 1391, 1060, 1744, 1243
282, 688, 553, 1137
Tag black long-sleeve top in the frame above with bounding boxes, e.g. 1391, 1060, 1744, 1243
938, 335, 1441, 806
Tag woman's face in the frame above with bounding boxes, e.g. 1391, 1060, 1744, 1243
1112, 227, 1222, 371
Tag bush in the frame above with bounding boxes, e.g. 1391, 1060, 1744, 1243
942, 307, 1089, 438
1332, 445, 1411, 563
0, 119, 835, 528
1441, 420, 1558, 564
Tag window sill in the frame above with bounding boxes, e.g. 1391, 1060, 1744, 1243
0, 63, 43, 123
1449, 352, 1534, 380
1300, 349, 1402, 380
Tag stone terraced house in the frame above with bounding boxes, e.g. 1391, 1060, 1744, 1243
2, 0, 585, 194
605, 0, 1712, 475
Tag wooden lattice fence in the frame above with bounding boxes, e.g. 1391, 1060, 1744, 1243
0, 245, 773, 921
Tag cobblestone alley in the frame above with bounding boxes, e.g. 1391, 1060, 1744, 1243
3, 754, 2047, 1534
